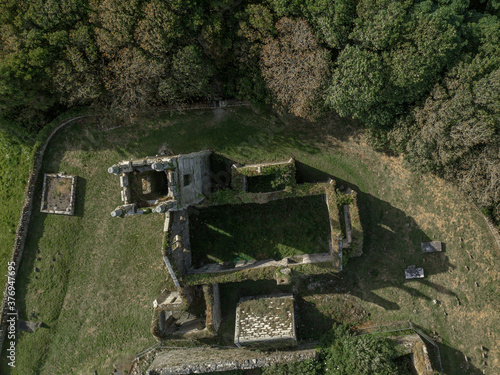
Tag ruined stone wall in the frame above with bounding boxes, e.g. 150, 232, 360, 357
162, 213, 181, 288
202, 283, 221, 334
40, 173, 77, 215
0, 115, 89, 354
188, 253, 334, 276
212, 283, 221, 332
147, 345, 317, 375
169, 210, 191, 276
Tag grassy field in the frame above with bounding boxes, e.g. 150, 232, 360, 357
0, 131, 32, 288
1, 107, 498, 374
189, 195, 330, 266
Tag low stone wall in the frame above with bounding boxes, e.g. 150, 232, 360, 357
147, 345, 317, 375
391, 334, 434, 375
343, 205, 352, 243
0, 115, 89, 354
203, 284, 221, 334
212, 284, 221, 333
188, 253, 334, 275
40, 173, 77, 215
158, 99, 249, 113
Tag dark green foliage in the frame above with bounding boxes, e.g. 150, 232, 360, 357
320, 324, 399, 375
323, 333, 399, 375
266, 0, 358, 49
404, 63, 499, 220
0, 0, 498, 221
326, 45, 389, 127
261, 359, 322, 375
169, 45, 216, 100
397, 12, 500, 221
261, 324, 404, 375
327, 0, 465, 128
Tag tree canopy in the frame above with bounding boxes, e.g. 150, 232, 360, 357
0, 0, 498, 220
262, 324, 410, 375
261, 17, 331, 120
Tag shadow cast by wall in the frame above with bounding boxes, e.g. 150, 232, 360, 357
74, 177, 87, 217
15, 179, 49, 321
272, 169, 459, 318
209, 153, 237, 191
295, 161, 332, 184
294, 296, 335, 341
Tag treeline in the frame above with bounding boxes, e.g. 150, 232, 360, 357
0, 0, 498, 220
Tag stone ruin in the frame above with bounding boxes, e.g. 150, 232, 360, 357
108, 150, 211, 217
151, 284, 221, 341
146, 345, 317, 375
230, 158, 295, 192
141, 155, 364, 352
108, 153, 361, 287
40, 173, 77, 215
108, 151, 364, 363
392, 334, 436, 375
166, 158, 353, 283
234, 294, 297, 350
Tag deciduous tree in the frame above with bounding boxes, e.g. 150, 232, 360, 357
261, 17, 331, 120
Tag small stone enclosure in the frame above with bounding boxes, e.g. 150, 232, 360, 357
40, 173, 77, 215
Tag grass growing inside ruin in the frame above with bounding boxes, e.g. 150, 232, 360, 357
189, 195, 330, 266
2, 107, 499, 375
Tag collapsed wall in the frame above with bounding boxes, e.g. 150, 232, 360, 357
147, 345, 317, 375
203, 283, 221, 334
109, 150, 211, 217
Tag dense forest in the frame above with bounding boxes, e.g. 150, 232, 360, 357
0, 0, 498, 221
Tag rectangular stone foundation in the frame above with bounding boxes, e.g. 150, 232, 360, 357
40, 173, 77, 215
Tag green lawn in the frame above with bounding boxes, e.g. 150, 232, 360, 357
0, 130, 32, 288
189, 195, 331, 267
1, 107, 498, 374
